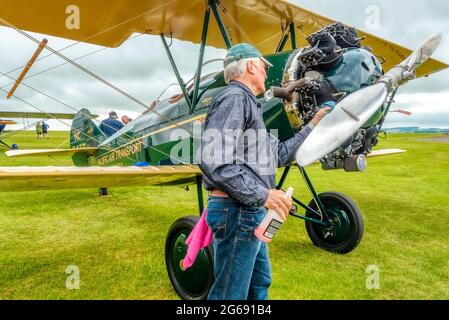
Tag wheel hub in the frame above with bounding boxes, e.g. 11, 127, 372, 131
169, 231, 212, 297
322, 209, 351, 243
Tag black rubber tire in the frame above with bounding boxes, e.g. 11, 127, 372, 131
165, 215, 214, 300
305, 192, 364, 254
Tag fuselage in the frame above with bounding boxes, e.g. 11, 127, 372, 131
89, 51, 294, 167
72, 47, 384, 167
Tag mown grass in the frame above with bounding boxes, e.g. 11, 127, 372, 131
0, 131, 448, 299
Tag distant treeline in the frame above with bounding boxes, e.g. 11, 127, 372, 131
384, 127, 449, 133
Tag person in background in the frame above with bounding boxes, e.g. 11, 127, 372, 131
42, 121, 49, 139
0, 121, 5, 136
121, 115, 132, 125
36, 121, 43, 139
99, 111, 124, 137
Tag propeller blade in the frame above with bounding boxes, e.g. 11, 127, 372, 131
382, 33, 443, 90
296, 83, 388, 167
399, 33, 442, 72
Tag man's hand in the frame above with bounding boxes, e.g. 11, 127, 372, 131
264, 189, 292, 221
309, 107, 331, 126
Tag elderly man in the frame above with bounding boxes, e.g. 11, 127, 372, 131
198, 43, 329, 300
99, 111, 124, 137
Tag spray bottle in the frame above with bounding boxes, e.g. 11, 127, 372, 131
254, 187, 294, 243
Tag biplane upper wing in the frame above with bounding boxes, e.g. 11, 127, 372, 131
0, 165, 201, 192
0, 0, 446, 77
0, 111, 98, 119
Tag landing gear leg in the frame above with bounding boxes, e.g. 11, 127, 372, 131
277, 165, 364, 254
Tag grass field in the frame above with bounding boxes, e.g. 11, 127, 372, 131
0, 131, 448, 300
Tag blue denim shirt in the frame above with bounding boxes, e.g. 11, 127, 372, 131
199, 81, 312, 207
99, 117, 124, 137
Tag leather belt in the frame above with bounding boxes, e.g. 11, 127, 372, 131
209, 189, 229, 197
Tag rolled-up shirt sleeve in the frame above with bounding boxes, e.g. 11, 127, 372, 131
199, 93, 269, 207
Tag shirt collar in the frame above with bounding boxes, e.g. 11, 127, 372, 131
229, 80, 258, 104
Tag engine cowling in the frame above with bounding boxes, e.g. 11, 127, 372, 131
270, 23, 385, 171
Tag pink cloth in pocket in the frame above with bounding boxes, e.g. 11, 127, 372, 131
182, 210, 213, 270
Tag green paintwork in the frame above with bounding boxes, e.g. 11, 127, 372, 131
169, 230, 212, 298
69, 45, 388, 169
364, 105, 386, 128
72, 50, 295, 168
307, 197, 353, 245
324, 47, 384, 129
325, 48, 383, 94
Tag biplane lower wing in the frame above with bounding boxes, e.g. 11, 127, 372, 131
0, 111, 98, 120
289, 149, 406, 166
0, 165, 201, 192
0, 149, 405, 192
366, 149, 406, 158
5, 148, 98, 157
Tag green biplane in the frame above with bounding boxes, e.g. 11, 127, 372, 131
0, 0, 446, 300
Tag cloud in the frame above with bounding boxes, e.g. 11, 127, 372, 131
383, 91, 449, 128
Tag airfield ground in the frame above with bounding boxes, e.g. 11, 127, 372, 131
0, 131, 448, 299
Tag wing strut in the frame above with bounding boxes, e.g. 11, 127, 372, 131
192, 7, 211, 109
160, 33, 193, 112
289, 22, 297, 49
7, 38, 47, 99
209, 0, 232, 49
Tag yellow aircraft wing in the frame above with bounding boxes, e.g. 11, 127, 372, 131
0, 0, 446, 77
5, 148, 98, 157
0, 165, 201, 192
366, 148, 406, 158
0, 148, 404, 192
293, 148, 407, 165
0, 111, 98, 119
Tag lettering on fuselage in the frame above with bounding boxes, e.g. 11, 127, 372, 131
98, 140, 143, 165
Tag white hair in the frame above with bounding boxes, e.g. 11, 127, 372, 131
224, 58, 260, 84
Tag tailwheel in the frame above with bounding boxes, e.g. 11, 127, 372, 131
305, 192, 364, 254
165, 215, 214, 300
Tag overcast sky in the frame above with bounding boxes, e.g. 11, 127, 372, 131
0, 0, 448, 131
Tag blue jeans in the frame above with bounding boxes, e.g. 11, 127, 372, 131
206, 196, 271, 300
